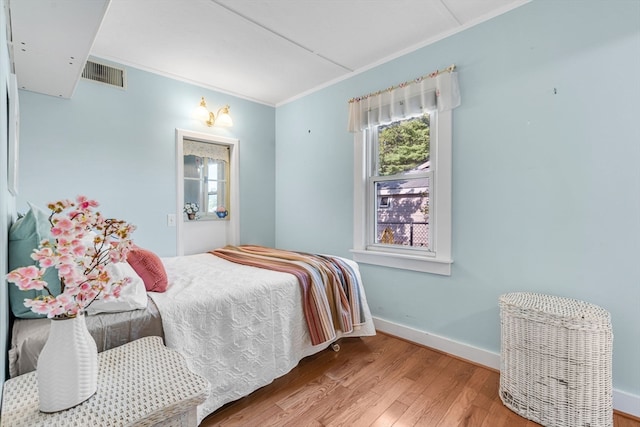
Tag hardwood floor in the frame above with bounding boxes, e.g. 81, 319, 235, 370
201, 332, 639, 427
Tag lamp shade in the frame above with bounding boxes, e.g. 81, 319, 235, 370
194, 104, 210, 122
216, 110, 233, 127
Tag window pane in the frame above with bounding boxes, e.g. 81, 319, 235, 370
184, 155, 202, 210
184, 155, 202, 179
184, 179, 202, 209
375, 177, 430, 249
205, 158, 227, 214
377, 114, 430, 177
207, 159, 223, 180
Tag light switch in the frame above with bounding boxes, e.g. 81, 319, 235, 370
167, 214, 176, 227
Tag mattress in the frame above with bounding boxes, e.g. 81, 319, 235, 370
8, 296, 163, 378
150, 252, 376, 424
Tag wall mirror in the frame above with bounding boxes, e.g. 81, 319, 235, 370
183, 140, 229, 220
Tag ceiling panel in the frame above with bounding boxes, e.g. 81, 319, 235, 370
9, 0, 531, 105
215, 0, 460, 71
91, 0, 347, 104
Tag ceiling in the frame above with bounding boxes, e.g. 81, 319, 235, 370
9, 0, 529, 106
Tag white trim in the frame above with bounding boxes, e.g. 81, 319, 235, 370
373, 316, 640, 418
373, 316, 500, 370
432, 110, 453, 259
175, 129, 239, 256
614, 390, 640, 419
351, 249, 452, 275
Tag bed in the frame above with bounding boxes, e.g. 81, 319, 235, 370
8, 296, 164, 378
8, 245, 376, 424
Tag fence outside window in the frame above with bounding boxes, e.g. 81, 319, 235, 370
377, 221, 429, 248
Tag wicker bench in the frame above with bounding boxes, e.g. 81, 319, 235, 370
1, 337, 210, 427
499, 292, 613, 427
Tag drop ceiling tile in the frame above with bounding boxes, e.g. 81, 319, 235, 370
92, 0, 347, 104
215, 0, 459, 71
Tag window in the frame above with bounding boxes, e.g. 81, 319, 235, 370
352, 108, 453, 275
373, 115, 431, 249
349, 68, 459, 275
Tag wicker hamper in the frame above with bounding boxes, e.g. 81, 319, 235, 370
499, 292, 613, 427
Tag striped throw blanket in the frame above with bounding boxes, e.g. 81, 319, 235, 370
210, 245, 366, 346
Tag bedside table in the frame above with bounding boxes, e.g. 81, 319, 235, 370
1, 336, 210, 426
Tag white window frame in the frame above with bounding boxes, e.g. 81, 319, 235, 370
351, 109, 453, 275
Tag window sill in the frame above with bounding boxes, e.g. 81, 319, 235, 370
184, 216, 229, 223
350, 249, 452, 276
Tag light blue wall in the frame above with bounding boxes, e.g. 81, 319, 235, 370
17, 64, 276, 256
276, 0, 640, 398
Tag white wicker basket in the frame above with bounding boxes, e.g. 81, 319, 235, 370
499, 292, 613, 427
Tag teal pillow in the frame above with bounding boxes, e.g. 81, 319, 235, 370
8, 203, 62, 318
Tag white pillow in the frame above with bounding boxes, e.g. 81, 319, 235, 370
85, 262, 148, 314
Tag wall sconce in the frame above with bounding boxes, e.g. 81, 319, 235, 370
195, 96, 233, 127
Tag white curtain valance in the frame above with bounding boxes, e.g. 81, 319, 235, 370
348, 69, 461, 132
183, 139, 229, 163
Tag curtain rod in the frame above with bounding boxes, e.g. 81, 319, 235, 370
348, 64, 456, 104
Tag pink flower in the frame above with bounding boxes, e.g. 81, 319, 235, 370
27, 279, 48, 291
72, 244, 86, 257
76, 195, 99, 210
7, 267, 49, 290
51, 217, 75, 237
25, 299, 53, 315
32, 247, 57, 268
6, 271, 22, 283
32, 247, 54, 259
57, 263, 73, 277
19, 265, 41, 279
6, 196, 135, 318
59, 239, 72, 248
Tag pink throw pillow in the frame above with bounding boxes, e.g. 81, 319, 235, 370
127, 246, 168, 292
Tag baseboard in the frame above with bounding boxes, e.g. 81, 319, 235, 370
372, 316, 640, 418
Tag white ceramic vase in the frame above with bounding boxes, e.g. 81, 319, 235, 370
37, 313, 98, 413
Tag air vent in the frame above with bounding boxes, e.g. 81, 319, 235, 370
81, 60, 126, 89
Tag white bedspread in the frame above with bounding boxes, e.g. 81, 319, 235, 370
149, 253, 375, 423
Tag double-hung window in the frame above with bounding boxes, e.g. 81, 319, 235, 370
349, 67, 460, 275
371, 114, 433, 250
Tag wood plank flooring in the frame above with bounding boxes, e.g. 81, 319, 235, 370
201, 332, 639, 427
